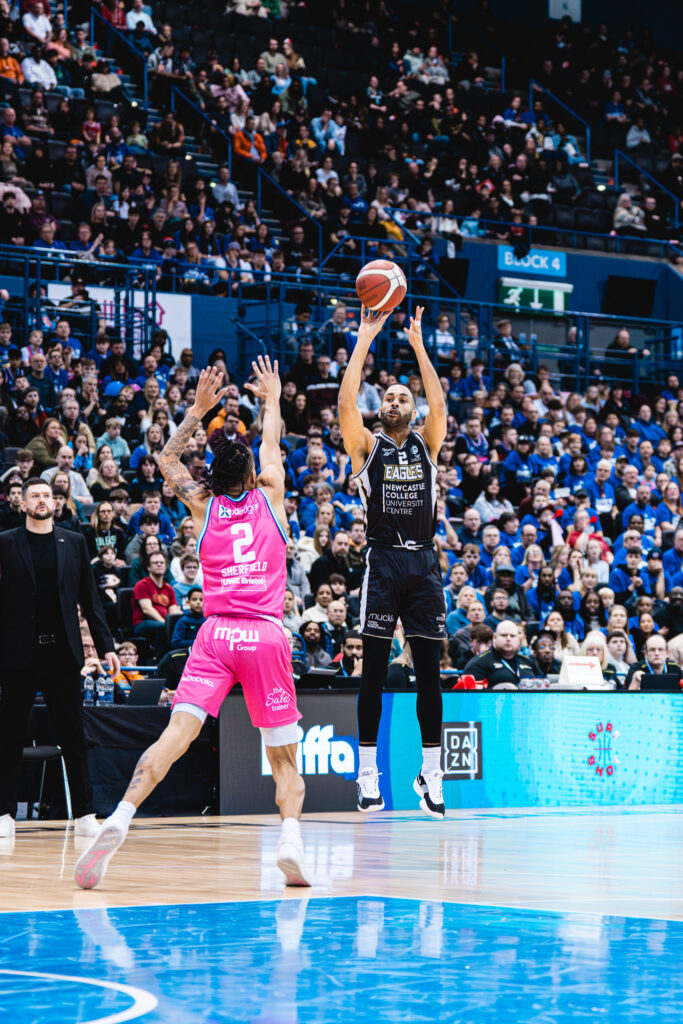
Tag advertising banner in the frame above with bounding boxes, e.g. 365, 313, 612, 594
219, 692, 359, 814
384, 692, 683, 810
219, 692, 683, 813
47, 283, 192, 357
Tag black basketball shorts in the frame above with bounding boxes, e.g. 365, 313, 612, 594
359, 546, 447, 641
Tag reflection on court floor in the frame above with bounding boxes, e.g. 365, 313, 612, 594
2, 896, 683, 1023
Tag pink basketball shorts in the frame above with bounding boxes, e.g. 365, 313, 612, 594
172, 615, 301, 727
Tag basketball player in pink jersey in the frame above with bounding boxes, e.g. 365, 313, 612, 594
74, 360, 311, 889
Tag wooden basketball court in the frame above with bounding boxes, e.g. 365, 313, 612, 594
2, 808, 683, 1022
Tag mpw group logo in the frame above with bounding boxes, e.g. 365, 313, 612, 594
587, 721, 620, 778
442, 722, 482, 780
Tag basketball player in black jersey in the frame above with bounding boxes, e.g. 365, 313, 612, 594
339, 305, 447, 817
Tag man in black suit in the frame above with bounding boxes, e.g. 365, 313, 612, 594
0, 478, 119, 842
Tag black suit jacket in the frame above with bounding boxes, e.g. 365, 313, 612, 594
0, 525, 115, 672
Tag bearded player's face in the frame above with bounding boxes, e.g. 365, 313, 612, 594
379, 387, 414, 430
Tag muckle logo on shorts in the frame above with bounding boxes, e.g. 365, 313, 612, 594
366, 613, 393, 629
442, 722, 482, 780
265, 686, 293, 713
212, 624, 260, 651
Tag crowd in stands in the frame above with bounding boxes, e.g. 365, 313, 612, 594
1, 1, 683, 695
2, 0, 683, 305
2, 300, 683, 693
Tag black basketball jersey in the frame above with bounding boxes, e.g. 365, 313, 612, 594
354, 430, 438, 547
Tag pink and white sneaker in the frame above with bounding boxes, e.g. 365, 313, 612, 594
73, 820, 127, 890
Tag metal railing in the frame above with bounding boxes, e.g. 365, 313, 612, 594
0, 246, 157, 356
90, 7, 148, 110
169, 85, 232, 175
614, 150, 681, 231
531, 79, 591, 162
233, 296, 683, 394
384, 206, 682, 260
256, 168, 324, 266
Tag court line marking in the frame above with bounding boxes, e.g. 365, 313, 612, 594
0, 970, 158, 1023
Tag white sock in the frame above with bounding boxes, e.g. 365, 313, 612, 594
109, 800, 136, 831
422, 747, 442, 775
280, 817, 301, 843
358, 745, 378, 774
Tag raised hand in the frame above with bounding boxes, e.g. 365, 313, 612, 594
358, 304, 392, 342
244, 354, 281, 402
403, 305, 425, 350
191, 366, 230, 417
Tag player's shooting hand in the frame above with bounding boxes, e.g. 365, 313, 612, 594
358, 305, 392, 343
191, 366, 230, 417
244, 355, 281, 402
403, 306, 425, 351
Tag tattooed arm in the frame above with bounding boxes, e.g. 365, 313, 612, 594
245, 355, 287, 531
158, 366, 228, 519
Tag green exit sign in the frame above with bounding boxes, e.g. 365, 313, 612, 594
498, 276, 574, 312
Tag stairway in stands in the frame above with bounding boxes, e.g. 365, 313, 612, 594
107, 57, 283, 242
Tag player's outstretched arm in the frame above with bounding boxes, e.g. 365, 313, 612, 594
245, 355, 286, 503
338, 304, 391, 472
404, 306, 447, 459
158, 366, 228, 512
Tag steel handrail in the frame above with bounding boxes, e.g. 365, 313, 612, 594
614, 149, 680, 230
529, 78, 591, 162
90, 7, 148, 109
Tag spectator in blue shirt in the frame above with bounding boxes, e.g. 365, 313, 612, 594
171, 588, 205, 647
454, 415, 489, 463
129, 489, 176, 544
555, 589, 585, 641
501, 436, 534, 498
663, 529, 683, 582
558, 433, 584, 481
640, 548, 666, 600
460, 359, 491, 398
586, 459, 616, 512
43, 342, 69, 392
509, 522, 538, 566
497, 511, 521, 549
527, 565, 559, 619
633, 403, 667, 445
609, 548, 651, 603
633, 439, 663, 475
564, 454, 592, 495
621, 483, 658, 535
462, 544, 491, 589
529, 436, 559, 479
656, 481, 683, 543
612, 522, 651, 566
515, 543, 545, 589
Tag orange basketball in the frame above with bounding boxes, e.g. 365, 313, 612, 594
355, 259, 407, 312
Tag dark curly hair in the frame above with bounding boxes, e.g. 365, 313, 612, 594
204, 439, 254, 496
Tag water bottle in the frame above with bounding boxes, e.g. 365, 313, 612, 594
83, 675, 95, 706
103, 675, 115, 704
96, 674, 107, 704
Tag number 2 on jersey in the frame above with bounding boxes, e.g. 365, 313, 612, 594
230, 523, 256, 563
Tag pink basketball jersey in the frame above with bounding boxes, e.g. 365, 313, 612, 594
197, 487, 287, 620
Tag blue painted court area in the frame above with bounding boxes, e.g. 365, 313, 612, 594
1, 896, 682, 1023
